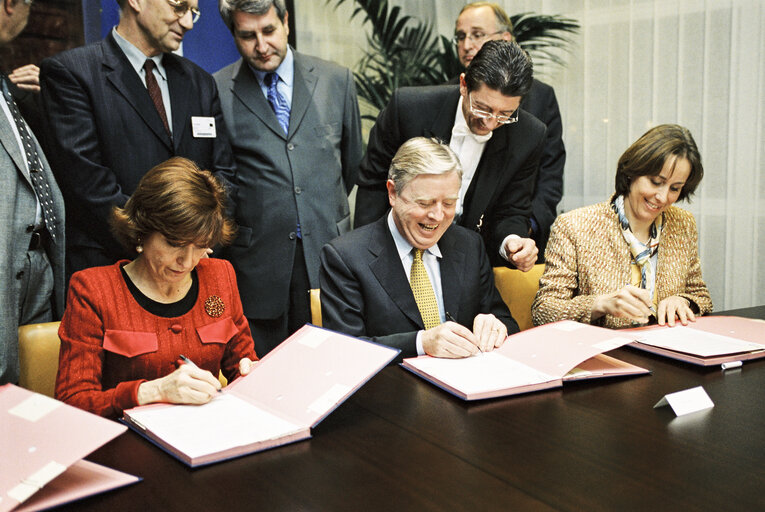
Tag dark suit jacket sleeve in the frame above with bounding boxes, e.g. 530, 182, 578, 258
476, 242, 520, 335
341, 67, 362, 195
488, 123, 546, 259
207, 77, 238, 209
529, 84, 565, 248
40, 57, 129, 252
353, 90, 404, 228
319, 242, 418, 356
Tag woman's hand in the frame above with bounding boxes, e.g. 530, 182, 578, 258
592, 285, 653, 324
137, 363, 221, 406
657, 296, 695, 326
238, 357, 256, 375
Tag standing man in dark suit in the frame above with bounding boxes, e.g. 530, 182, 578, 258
321, 137, 517, 360
40, 0, 236, 279
0, 0, 65, 384
453, 2, 566, 260
214, 0, 362, 355
354, 40, 544, 272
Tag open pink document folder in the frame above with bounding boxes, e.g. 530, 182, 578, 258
626, 316, 765, 366
1, 384, 138, 512
401, 320, 649, 400
123, 325, 399, 467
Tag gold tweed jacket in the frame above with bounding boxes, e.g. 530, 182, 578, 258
532, 201, 713, 328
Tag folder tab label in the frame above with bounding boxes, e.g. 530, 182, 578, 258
9, 394, 61, 422
654, 386, 714, 416
297, 328, 331, 348
308, 384, 351, 414
8, 461, 67, 502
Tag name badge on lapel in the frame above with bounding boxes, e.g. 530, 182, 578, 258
192, 116, 216, 138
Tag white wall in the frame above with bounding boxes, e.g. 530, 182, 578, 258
294, 0, 765, 311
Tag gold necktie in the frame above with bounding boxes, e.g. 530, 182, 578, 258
410, 249, 441, 329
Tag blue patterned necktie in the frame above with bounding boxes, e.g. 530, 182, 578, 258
264, 72, 290, 135
1, 74, 58, 241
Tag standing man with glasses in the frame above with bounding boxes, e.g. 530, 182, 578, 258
452, 2, 566, 262
0, 0, 65, 384
40, 0, 236, 280
354, 40, 545, 271
214, 0, 362, 355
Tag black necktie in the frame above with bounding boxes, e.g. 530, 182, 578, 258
143, 59, 171, 136
1, 74, 57, 241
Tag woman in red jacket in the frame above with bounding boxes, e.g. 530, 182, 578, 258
55, 157, 257, 418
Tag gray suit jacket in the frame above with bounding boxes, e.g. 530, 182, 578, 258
214, 51, 362, 319
0, 104, 65, 384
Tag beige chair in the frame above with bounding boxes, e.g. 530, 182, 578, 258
18, 321, 62, 397
309, 289, 322, 327
492, 264, 545, 331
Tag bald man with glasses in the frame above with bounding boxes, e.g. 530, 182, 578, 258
40, 0, 236, 280
354, 41, 545, 272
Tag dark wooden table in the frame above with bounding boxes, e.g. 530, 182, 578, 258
62, 306, 765, 511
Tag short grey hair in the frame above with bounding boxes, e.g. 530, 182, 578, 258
219, 0, 287, 32
388, 137, 463, 194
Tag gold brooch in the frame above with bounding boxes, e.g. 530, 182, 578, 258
204, 295, 225, 317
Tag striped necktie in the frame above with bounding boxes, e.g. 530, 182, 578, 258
264, 72, 290, 135
410, 249, 441, 329
143, 59, 170, 136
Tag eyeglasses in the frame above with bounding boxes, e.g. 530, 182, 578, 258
166, 0, 201, 24
452, 30, 502, 45
468, 93, 519, 125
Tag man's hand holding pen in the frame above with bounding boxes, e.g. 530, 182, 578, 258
421, 313, 507, 358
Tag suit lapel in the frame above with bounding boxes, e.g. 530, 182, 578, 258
288, 53, 317, 139
0, 111, 29, 184
102, 35, 173, 150
368, 220, 425, 328
165, 54, 190, 151
461, 122, 512, 231
424, 89, 460, 141
230, 60, 286, 139
438, 227, 466, 320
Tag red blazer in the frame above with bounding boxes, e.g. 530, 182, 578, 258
55, 258, 257, 418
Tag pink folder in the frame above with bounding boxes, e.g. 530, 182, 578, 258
627, 316, 765, 366
401, 320, 649, 400
123, 325, 399, 467
0, 384, 135, 512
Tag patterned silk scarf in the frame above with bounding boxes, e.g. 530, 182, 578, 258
612, 195, 663, 303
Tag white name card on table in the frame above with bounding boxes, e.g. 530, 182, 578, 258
654, 386, 714, 417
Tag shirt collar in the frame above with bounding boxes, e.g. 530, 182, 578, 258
112, 27, 167, 80
250, 47, 295, 88
386, 211, 442, 260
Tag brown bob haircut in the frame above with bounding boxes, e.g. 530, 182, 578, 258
614, 124, 704, 202
111, 157, 236, 251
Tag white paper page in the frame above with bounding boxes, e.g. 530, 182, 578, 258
635, 326, 765, 357
408, 352, 556, 395
127, 394, 301, 459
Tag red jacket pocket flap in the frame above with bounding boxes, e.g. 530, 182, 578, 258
197, 317, 238, 344
103, 330, 159, 358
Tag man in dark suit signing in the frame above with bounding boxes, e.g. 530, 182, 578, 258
40, 0, 235, 279
320, 137, 517, 360
354, 40, 544, 272
214, 0, 362, 355
452, 2, 566, 260
0, 0, 65, 384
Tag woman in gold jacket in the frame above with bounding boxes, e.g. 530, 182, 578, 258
532, 124, 713, 328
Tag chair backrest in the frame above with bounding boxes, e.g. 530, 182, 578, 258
18, 321, 62, 397
492, 264, 545, 331
310, 289, 322, 327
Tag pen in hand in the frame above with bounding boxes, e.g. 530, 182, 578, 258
179, 354, 221, 393
445, 312, 456, 323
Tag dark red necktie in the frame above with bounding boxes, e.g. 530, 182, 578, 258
143, 59, 170, 136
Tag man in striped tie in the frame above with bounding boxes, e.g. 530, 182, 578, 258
320, 137, 518, 361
